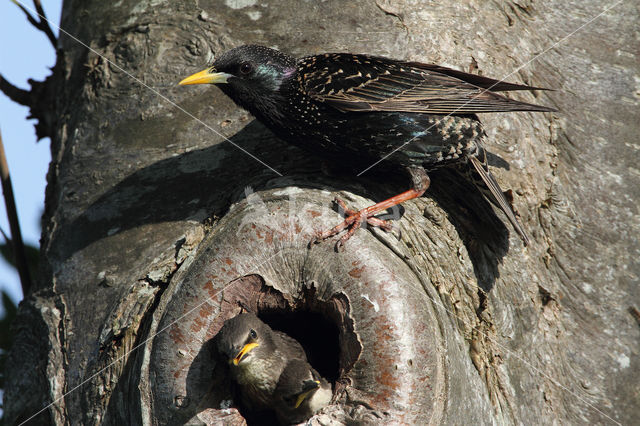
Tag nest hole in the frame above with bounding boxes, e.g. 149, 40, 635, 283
218, 275, 361, 424
258, 309, 341, 383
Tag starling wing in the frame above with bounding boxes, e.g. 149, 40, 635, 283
299, 53, 555, 114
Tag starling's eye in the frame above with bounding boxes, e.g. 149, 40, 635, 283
249, 329, 257, 339
239, 62, 253, 75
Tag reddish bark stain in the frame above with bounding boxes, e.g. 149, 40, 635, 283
265, 230, 274, 244
348, 266, 365, 278
368, 317, 404, 407
203, 280, 221, 298
169, 326, 185, 345
376, 323, 394, 342
377, 367, 400, 390
308, 210, 321, 218
199, 305, 214, 319
224, 257, 233, 265
294, 223, 301, 233
191, 315, 206, 333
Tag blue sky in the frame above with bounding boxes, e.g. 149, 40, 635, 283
0, 0, 62, 304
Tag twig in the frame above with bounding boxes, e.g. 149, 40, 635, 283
0, 129, 32, 295
33, 0, 57, 47
0, 74, 32, 107
10, 0, 57, 48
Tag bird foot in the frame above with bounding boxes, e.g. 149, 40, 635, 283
309, 198, 394, 251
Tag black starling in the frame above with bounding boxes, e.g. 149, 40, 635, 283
216, 313, 307, 411
274, 359, 332, 425
180, 45, 555, 249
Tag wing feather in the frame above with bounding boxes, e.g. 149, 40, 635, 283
298, 53, 555, 114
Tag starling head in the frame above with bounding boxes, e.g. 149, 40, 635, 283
275, 359, 332, 423
216, 312, 276, 367
179, 45, 296, 113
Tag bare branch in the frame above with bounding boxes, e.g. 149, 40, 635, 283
0, 129, 32, 295
10, 0, 57, 48
0, 74, 32, 107
10, 1, 41, 31
33, 0, 57, 47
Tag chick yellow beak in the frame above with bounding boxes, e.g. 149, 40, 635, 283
232, 342, 259, 366
295, 380, 320, 408
179, 68, 232, 85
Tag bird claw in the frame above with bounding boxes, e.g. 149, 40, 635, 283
333, 197, 357, 216
309, 197, 394, 251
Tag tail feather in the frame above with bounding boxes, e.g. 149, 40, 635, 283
468, 151, 530, 246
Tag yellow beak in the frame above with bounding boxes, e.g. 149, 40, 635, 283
294, 380, 320, 408
232, 342, 259, 366
178, 68, 232, 86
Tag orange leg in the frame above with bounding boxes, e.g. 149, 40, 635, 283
311, 167, 430, 251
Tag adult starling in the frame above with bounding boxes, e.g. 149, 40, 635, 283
274, 359, 332, 425
180, 45, 555, 248
216, 313, 307, 411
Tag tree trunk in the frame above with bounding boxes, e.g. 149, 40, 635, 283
5, 1, 638, 425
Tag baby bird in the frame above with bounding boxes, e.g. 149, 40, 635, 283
274, 358, 332, 425
216, 313, 307, 411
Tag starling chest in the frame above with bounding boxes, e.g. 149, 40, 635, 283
233, 356, 282, 407
306, 384, 332, 413
264, 89, 484, 169
260, 89, 345, 151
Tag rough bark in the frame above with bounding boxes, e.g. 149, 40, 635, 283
4, 1, 638, 425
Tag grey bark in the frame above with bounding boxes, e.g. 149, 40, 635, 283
4, 0, 639, 425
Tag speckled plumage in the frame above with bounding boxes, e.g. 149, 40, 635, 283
181, 45, 556, 247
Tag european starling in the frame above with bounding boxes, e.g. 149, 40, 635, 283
216, 313, 307, 411
274, 359, 332, 425
180, 45, 555, 248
